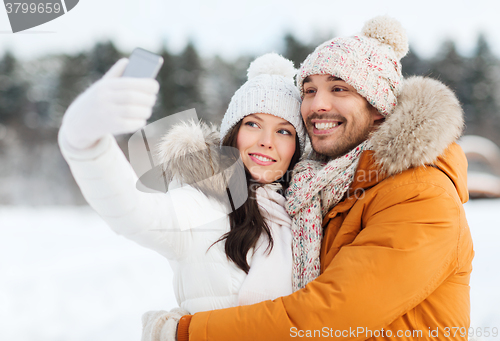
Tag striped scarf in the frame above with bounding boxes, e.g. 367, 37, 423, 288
285, 140, 370, 291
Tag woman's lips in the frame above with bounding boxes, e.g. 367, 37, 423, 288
249, 153, 276, 166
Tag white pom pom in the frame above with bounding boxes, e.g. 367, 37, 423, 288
247, 53, 296, 80
362, 16, 409, 60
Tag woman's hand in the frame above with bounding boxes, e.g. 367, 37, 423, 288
59, 58, 160, 150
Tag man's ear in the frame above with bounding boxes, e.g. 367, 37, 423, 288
370, 107, 385, 121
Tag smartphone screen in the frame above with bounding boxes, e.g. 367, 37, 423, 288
122, 48, 164, 78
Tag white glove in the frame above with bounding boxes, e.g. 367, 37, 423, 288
141, 308, 190, 341
59, 58, 160, 150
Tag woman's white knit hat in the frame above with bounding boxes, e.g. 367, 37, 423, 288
297, 16, 409, 116
220, 53, 306, 152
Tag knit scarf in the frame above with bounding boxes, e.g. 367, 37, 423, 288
285, 140, 371, 291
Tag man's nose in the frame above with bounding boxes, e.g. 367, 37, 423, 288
310, 90, 333, 113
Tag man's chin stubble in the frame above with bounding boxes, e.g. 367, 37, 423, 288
313, 142, 358, 159
310, 128, 372, 159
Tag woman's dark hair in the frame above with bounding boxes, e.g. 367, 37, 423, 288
214, 119, 301, 273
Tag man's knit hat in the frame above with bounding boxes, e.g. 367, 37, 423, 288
221, 53, 306, 153
297, 16, 409, 116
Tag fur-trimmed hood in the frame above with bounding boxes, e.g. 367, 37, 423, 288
155, 120, 245, 199
156, 119, 222, 189
156, 76, 464, 195
371, 76, 464, 176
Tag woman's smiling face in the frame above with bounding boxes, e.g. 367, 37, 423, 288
236, 113, 297, 184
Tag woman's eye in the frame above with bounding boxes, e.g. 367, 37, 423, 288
332, 87, 346, 92
245, 121, 258, 128
278, 129, 292, 135
304, 88, 316, 94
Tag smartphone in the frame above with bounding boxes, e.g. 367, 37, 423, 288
122, 48, 164, 78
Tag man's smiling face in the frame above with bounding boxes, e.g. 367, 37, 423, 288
301, 74, 384, 159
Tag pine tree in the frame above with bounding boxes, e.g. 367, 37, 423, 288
283, 33, 313, 69
467, 34, 500, 143
202, 55, 250, 123
174, 41, 204, 117
401, 46, 431, 77
0, 51, 28, 124
429, 40, 474, 133
153, 45, 177, 122
56, 52, 91, 119
430, 40, 467, 93
88, 41, 122, 79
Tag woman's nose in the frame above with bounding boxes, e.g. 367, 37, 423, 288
258, 131, 274, 149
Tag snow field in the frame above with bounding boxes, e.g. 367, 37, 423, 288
0, 200, 499, 340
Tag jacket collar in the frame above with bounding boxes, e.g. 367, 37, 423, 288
348, 143, 469, 203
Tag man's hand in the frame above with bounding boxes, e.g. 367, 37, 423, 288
141, 308, 189, 341
59, 58, 160, 150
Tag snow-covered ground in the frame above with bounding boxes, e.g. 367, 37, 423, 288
1, 200, 499, 341
464, 199, 500, 333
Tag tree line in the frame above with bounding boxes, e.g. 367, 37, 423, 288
0, 33, 499, 204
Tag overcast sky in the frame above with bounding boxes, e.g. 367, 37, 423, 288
1, 0, 500, 61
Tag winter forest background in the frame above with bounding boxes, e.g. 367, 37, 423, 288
1, 30, 500, 340
1, 33, 500, 205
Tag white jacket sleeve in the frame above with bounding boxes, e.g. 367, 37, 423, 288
59, 132, 190, 260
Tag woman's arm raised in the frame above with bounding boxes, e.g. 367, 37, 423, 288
58, 59, 186, 260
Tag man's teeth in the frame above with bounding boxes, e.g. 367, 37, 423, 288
251, 154, 274, 162
314, 122, 340, 130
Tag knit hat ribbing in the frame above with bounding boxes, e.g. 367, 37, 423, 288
297, 16, 409, 116
220, 53, 306, 152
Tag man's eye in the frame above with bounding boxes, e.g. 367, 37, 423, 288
304, 88, 316, 94
332, 87, 346, 92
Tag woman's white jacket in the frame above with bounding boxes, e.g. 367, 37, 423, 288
58, 121, 293, 314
